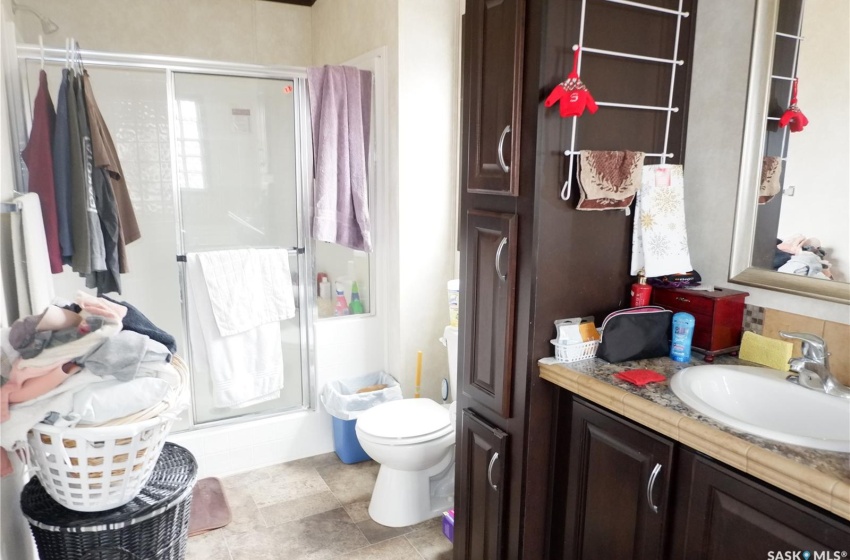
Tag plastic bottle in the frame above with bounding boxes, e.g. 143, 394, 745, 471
349, 281, 365, 314
447, 279, 460, 327
319, 277, 331, 300
670, 312, 696, 362
630, 271, 652, 307
334, 283, 350, 316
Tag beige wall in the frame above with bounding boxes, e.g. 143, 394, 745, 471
311, 0, 460, 400
11, 0, 312, 66
396, 0, 460, 399
684, 0, 850, 324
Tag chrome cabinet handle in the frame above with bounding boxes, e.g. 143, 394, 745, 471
495, 237, 508, 282
497, 125, 511, 173
647, 463, 662, 514
487, 452, 500, 491
675, 296, 691, 304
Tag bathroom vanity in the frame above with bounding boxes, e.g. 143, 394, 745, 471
540, 355, 850, 559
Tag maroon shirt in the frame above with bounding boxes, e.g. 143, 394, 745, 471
22, 70, 63, 273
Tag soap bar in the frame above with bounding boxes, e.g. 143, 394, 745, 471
555, 316, 596, 344
578, 322, 600, 342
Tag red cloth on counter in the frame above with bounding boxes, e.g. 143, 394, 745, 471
614, 369, 666, 387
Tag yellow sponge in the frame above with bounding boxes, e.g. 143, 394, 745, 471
739, 331, 793, 372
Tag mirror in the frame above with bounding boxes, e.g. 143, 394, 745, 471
730, 0, 850, 304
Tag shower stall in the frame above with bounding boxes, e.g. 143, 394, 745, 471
12, 46, 316, 430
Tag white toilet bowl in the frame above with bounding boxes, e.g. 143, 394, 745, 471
356, 398, 455, 527
355, 325, 459, 528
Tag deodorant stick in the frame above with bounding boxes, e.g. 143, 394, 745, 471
670, 312, 696, 362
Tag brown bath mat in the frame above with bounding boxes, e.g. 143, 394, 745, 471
188, 477, 232, 537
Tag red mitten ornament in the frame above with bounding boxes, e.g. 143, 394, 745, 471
545, 47, 598, 118
778, 78, 808, 132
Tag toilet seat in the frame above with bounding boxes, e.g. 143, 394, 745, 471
357, 399, 452, 446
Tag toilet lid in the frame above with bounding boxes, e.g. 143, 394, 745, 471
357, 399, 451, 441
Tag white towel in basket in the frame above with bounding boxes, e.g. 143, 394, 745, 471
186, 253, 284, 409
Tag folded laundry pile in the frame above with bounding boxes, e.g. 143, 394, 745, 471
0, 291, 186, 477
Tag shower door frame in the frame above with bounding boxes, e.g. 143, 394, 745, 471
13, 44, 317, 431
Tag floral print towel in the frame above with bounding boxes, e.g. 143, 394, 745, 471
630, 165, 693, 277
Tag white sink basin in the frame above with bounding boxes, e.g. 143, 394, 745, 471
670, 365, 850, 452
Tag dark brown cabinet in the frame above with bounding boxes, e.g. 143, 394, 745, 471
456, 0, 698, 557
461, 0, 525, 196
454, 409, 509, 560
562, 399, 674, 560
672, 448, 850, 559
462, 210, 517, 417
549, 392, 850, 560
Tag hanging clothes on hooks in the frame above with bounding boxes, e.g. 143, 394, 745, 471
21, 38, 140, 294
53, 41, 74, 264
21, 61, 62, 273
65, 40, 107, 276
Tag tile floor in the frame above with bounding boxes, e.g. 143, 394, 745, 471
186, 452, 454, 560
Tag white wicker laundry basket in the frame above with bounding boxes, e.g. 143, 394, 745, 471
26, 415, 174, 512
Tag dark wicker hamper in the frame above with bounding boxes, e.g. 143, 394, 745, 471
20, 443, 197, 560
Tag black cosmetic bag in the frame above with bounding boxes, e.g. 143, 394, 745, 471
596, 306, 672, 363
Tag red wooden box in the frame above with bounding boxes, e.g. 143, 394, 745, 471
651, 287, 749, 362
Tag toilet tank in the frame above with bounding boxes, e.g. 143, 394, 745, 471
442, 326, 459, 402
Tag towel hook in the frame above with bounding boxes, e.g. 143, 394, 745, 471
560, 150, 576, 201
38, 35, 44, 70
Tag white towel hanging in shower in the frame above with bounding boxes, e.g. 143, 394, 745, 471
185, 253, 285, 409
196, 248, 295, 337
11, 193, 56, 316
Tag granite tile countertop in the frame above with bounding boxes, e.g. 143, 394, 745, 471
538, 354, 850, 521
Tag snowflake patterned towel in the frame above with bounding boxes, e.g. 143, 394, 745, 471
630, 165, 693, 277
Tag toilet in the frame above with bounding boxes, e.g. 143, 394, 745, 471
355, 326, 459, 527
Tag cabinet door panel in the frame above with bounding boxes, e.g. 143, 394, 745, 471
462, 0, 524, 196
455, 409, 509, 560
562, 399, 674, 560
674, 449, 850, 559
462, 210, 517, 417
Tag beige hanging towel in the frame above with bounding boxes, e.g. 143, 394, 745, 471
630, 165, 693, 277
576, 150, 645, 210
759, 156, 782, 205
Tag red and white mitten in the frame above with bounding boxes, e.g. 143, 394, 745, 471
778, 78, 809, 133
545, 47, 598, 118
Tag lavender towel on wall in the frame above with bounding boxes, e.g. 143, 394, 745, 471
307, 65, 373, 252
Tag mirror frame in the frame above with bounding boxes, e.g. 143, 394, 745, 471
729, 0, 850, 304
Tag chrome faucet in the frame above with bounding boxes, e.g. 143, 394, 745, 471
780, 331, 850, 398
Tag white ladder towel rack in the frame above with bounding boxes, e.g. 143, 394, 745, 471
560, 0, 689, 201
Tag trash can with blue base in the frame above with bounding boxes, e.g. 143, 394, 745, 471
20, 443, 197, 560
321, 372, 403, 464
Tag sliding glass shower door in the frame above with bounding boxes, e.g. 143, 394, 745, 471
20, 53, 312, 429
172, 72, 310, 425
